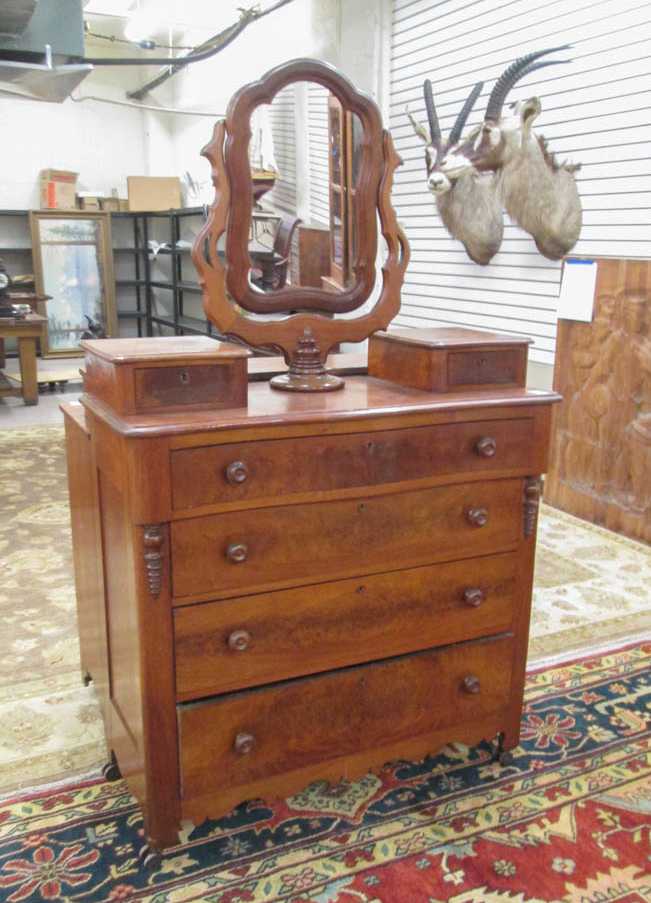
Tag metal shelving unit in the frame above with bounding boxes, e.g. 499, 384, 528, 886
110, 211, 152, 338
0, 210, 35, 282
0, 207, 216, 340
111, 207, 217, 339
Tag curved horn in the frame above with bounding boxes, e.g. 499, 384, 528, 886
484, 46, 571, 122
424, 78, 441, 150
447, 80, 484, 148
516, 58, 572, 82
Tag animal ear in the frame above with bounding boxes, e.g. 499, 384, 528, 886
519, 97, 542, 132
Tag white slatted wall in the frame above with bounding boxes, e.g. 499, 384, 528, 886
266, 85, 298, 215
389, 0, 651, 365
307, 83, 330, 226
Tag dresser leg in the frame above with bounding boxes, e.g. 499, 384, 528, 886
101, 752, 122, 782
492, 732, 515, 766
138, 842, 162, 870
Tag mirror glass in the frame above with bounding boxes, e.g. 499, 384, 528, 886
242, 81, 363, 296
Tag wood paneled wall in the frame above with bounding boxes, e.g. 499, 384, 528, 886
545, 258, 651, 543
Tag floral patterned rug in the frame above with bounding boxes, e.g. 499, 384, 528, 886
0, 643, 649, 903
0, 425, 650, 796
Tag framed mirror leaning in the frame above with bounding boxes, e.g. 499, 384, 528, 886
30, 211, 116, 357
193, 58, 410, 392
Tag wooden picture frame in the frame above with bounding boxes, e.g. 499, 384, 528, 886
30, 210, 116, 357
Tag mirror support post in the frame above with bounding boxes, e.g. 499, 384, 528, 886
270, 328, 344, 392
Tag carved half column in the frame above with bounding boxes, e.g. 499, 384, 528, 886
523, 477, 543, 538
143, 524, 164, 597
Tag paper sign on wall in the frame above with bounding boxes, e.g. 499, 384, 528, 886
557, 258, 598, 322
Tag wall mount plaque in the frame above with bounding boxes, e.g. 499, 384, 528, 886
192, 58, 410, 392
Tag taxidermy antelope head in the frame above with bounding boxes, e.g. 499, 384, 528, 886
408, 80, 504, 265
441, 47, 583, 260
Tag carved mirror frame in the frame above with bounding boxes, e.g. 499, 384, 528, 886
193, 58, 410, 391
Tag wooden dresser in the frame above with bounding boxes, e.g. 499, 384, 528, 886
63, 331, 559, 854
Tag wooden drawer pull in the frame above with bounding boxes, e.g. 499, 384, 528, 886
466, 507, 488, 527
475, 436, 497, 458
227, 629, 251, 652
462, 675, 481, 694
225, 461, 249, 485
463, 587, 485, 607
226, 542, 248, 563
234, 732, 255, 755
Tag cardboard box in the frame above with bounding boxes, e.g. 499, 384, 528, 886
40, 180, 77, 209
77, 195, 102, 210
40, 169, 78, 184
127, 176, 182, 212
118, 199, 129, 211
39, 168, 79, 209
100, 197, 120, 212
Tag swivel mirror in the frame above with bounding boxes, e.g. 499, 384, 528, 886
193, 58, 409, 391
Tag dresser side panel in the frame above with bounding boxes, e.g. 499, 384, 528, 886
63, 406, 109, 718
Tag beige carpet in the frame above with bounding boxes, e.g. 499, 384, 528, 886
0, 427, 106, 795
0, 425, 649, 795
531, 504, 651, 661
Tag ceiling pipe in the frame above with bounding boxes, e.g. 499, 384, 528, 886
76, 0, 295, 100
70, 90, 224, 117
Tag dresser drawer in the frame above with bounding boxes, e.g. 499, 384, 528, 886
179, 635, 514, 803
174, 552, 518, 700
134, 364, 246, 412
170, 417, 535, 510
170, 478, 522, 600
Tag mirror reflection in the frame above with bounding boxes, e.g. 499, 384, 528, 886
246, 82, 362, 295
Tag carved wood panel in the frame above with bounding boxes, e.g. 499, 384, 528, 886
545, 258, 651, 544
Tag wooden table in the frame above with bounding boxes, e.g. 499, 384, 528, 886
249, 239, 281, 289
0, 294, 49, 367
217, 242, 282, 291
0, 313, 47, 405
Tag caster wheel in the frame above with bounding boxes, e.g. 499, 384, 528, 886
138, 844, 161, 870
102, 760, 121, 782
490, 733, 515, 766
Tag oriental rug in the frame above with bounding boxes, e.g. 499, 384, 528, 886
1, 426, 651, 794
0, 642, 650, 903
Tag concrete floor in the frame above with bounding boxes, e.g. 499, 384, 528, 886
1, 357, 82, 428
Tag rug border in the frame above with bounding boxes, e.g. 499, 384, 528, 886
526, 634, 651, 675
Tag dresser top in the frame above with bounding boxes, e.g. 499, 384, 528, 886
81, 335, 250, 364
374, 327, 533, 349
82, 375, 560, 438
